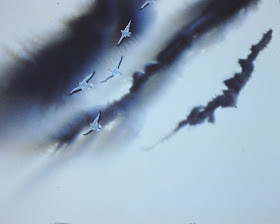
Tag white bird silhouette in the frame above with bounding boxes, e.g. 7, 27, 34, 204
69, 71, 95, 95
83, 111, 102, 135
140, 0, 155, 10
101, 56, 124, 83
117, 20, 132, 45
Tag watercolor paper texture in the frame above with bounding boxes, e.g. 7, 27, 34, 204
0, 0, 279, 224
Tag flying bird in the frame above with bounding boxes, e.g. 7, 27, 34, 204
140, 0, 155, 10
69, 71, 95, 95
83, 111, 102, 135
101, 56, 124, 83
117, 20, 132, 45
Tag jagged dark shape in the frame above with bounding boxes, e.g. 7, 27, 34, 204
172, 29, 272, 134
146, 29, 272, 150
52, 0, 259, 145
0, 0, 145, 129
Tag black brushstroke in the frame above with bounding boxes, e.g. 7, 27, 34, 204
162, 29, 272, 143
0, 0, 146, 129
51, 0, 259, 146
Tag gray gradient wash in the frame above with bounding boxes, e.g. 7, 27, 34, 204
0, 0, 280, 224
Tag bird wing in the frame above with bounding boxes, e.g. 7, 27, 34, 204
125, 20, 131, 31
101, 74, 114, 83
92, 111, 101, 126
117, 56, 123, 69
84, 71, 95, 83
140, 1, 149, 10
117, 35, 125, 45
69, 86, 82, 95
82, 127, 93, 136
96, 111, 102, 123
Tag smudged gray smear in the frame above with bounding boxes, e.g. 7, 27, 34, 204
51, 0, 259, 147
154, 29, 272, 147
0, 0, 146, 129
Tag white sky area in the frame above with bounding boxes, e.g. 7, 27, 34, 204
0, 0, 280, 224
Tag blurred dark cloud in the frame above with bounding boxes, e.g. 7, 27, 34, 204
50, 0, 259, 146
158, 29, 272, 145
0, 0, 147, 131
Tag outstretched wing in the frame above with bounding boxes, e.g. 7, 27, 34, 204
82, 127, 93, 136
69, 86, 82, 95
117, 56, 123, 69
125, 20, 131, 31
94, 110, 101, 124
140, 1, 149, 10
117, 35, 125, 46
101, 74, 114, 83
83, 71, 95, 83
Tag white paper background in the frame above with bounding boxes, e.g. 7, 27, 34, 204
0, 0, 279, 224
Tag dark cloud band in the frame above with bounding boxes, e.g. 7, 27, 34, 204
51, 0, 260, 146
154, 29, 272, 147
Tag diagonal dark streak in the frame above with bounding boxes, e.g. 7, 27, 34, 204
153, 29, 272, 147
0, 0, 146, 130
52, 0, 259, 146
